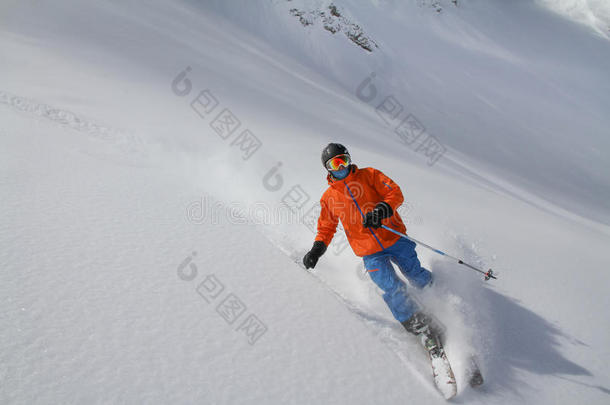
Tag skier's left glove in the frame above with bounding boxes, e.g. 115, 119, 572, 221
363, 202, 393, 229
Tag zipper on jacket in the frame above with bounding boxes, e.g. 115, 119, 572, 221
344, 181, 384, 250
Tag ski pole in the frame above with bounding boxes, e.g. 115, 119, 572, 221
380, 225, 497, 281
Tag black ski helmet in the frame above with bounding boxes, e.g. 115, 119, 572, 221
321, 143, 350, 168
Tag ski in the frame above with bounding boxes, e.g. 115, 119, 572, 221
418, 329, 457, 400
422, 311, 485, 391
467, 356, 484, 387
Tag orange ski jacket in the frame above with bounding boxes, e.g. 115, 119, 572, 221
315, 164, 407, 257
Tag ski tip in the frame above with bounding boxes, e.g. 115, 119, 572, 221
468, 356, 485, 388
433, 366, 457, 400
469, 371, 484, 388
442, 388, 457, 400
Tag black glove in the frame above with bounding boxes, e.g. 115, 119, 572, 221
303, 241, 327, 269
363, 202, 393, 229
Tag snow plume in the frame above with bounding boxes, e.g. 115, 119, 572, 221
536, 0, 610, 38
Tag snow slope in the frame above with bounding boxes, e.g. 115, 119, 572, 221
1, 0, 609, 403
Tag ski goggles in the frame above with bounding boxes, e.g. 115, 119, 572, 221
325, 154, 351, 171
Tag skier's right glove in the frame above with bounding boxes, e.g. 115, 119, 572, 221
303, 241, 327, 269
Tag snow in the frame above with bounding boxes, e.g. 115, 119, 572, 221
536, 0, 610, 38
1, 0, 610, 403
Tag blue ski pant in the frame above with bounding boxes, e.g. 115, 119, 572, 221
363, 237, 432, 323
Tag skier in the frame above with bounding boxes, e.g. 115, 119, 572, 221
303, 143, 440, 344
